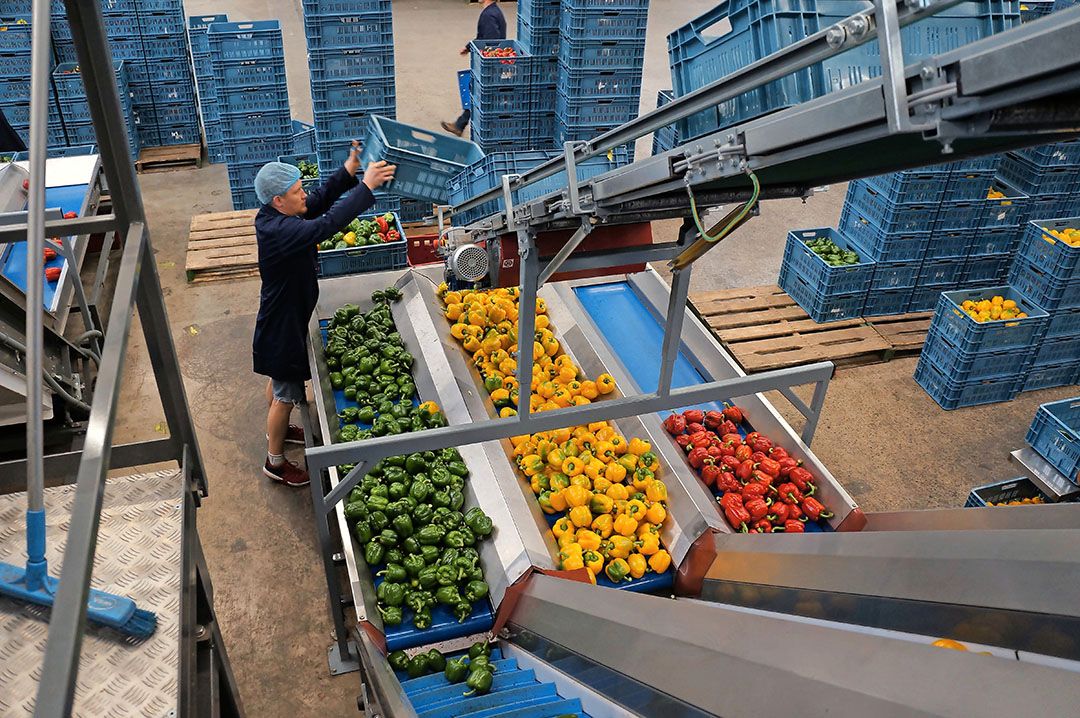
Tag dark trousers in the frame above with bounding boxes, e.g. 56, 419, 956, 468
454, 109, 471, 132
0, 109, 27, 152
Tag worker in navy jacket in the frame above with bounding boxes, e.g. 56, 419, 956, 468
252, 142, 395, 487
442, 0, 506, 136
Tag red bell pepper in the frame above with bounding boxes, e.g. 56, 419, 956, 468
735, 459, 755, 482
752, 519, 773, 533
707, 445, 723, 460
700, 463, 722, 488
800, 496, 833, 522
789, 467, 816, 494
663, 413, 686, 436
757, 457, 781, 478
716, 471, 741, 493
750, 451, 767, 465
741, 482, 769, 502
703, 410, 725, 431
687, 446, 709, 469
734, 444, 752, 462
718, 442, 736, 458
683, 409, 704, 425
719, 420, 738, 437
782, 519, 805, 533
745, 497, 771, 522
769, 446, 790, 460
721, 433, 743, 446
750, 469, 775, 487
724, 502, 751, 533
776, 482, 801, 505
771, 501, 790, 523
788, 502, 806, 522
723, 405, 744, 424
675, 434, 693, 451
749, 437, 772, 454
777, 457, 800, 478
686, 422, 705, 435
375, 215, 389, 233
719, 492, 743, 511
689, 431, 712, 449
720, 455, 741, 471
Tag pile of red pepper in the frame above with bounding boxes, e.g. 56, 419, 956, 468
662, 406, 833, 533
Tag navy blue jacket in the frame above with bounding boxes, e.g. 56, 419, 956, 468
253, 167, 375, 382
477, 3, 506, 40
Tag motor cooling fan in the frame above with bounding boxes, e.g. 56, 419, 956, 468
447, 243, 490, 283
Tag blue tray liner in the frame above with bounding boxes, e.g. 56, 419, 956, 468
319, 320, 494, 650
396, 649, 593, 718
1, 183, 88, 310
574, 282, 831, 533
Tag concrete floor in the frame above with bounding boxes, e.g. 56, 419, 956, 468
96, 1, 1079, 715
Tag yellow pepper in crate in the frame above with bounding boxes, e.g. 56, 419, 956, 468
604, 463, 627, 484
569, 474, 592, 491
637, 533, 661, 556
631, 467, 654, 491
607, 536, 634, 559
563, 485, 590, 508
589, 494, 614, 515
591, 514, 614, 539
627, 554, 647, 579
562, 456, 584, 477
605, 483, 629, 501
645, 503, 667, 525
584, 460, 605, 481
626, 499, 648, 522
592, 476, 612, 494
521, 455, 544, 477
569, 505, 593, 528
583, 550, 604, 575
546, 448, 565, 470
537, 491, 557, 515
547, 489, 568, 513
638, 521, 660, 539
614, 514, 638, 537
627, 437, 651, 456
605, 558, 631, 583
646, 480, 669, 504
561, 551, 584, 572
548, 473, 570, 492
576, 529, 603, 552
552, 517, 572, 538
638, 451, 660, 473
557, 532, 577, 549
648, 550, 672, 574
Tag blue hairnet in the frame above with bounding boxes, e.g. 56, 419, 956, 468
254, 161, 302, 205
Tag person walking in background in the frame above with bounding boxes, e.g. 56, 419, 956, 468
442, 0, 506, 137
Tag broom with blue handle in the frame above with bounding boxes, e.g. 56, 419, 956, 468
0, 0, 155, 639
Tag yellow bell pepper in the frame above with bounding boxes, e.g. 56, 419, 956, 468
617, 454, 638, 473
576, 529, 603, 552
606, 483, 629, 501
582, 550, 604, 575
589, 493, 614, 515
521, 455, 545, 477
562, 456, 584, 477
607, 535, 634, 559
537, 491, 557, 514
557, 532, 578, 549
613, 514, 638, 537
563, 485, 590, 508
604, 463, 627, 484
529, 475, 546, 495
604, 557, 631, 583
584, 460, 604, 480
561, 440, 581, 458
646, 480, 669, 504
610, 435, 628, 454
587, 420, 608, 433
637, 532, 661, 556
569, 505, 593, 528
648, 550, 672, 574
560, 552, 584, 572
645, 503, 667, 525
592, 476, 612, 494
639, 451, 661, 473
548, 489, 568, 512
594, 424, 614, 440
626, 499, 648, 522
591, 514, 614, 539
552, 427, 573, 444
546, 449, 565, 470
637, 521, 660, 539
627, 437, 651, 456
595, 441, 616, 462
627, 553, 647, 579
552, 517, 573, 538
569, 474, 592, 491
577, 450, 594, 465
631, 467, 654, 491
536, 439, 556, 460
548, 472, 570, 492
584, 567, 598, 585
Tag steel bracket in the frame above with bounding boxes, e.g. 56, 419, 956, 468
328, 639, 361, 677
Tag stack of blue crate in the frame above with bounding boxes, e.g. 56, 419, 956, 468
1011, 216, 1080, 391
777, 228, 875, 322
51, 62, 139, 159
208, 20, 293, 210
53, 0, 199, 150
556, 0, 648, 160
469, 39, 539, 153
0, 13, 46, 148
188, 14, 229, 164
517, 0, 560, 143
915, 285, 1049, 409
1000, 141, 1080, 224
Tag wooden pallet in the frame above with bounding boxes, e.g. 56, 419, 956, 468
690, 285, 930, 372
184, 209, 259, 283
136, 144, 203, 174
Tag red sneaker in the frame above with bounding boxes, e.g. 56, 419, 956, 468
263, 458, 310, 487
265, 425, 306, 446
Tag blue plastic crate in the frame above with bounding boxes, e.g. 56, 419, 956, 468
906, 284, 956, 311
563, 0, 651, 9
779, 263, 867, 323
944, 169, 996, 200
303, 13, 394, 51
208, 20, 284, 62
291, 119, 315, 155
1015, 140, 1080, 167
1033, 335, 1080, 367
231, 186, 261, 210
561, 35, 647, 69
130, 0, 183, 11
159, 122, 201, 146
1010, 255, 1080, 311
1026, 398, 1080, 482
125, 58, 191, 87
924, 231, 973, 259
0, 17, 31, 53
109, 35, 187, 61
219, 111, 291, 142
132, 99, 193, 130
0, 77, 29, 102
863, 287, 912, 317
919, 257, 967, 287
1020, 0, 1057, 20
838, 205, 930, 261
980, 181, 1029, 229
965, 477, 1050, 507
469, 40, 536, 88
520, 20, 561, 57
471, 83, 535, 115
1021, 192, 1080, 225
561, 6, 648, 41
846, 180, 938, 233
782, 228, 875, 294
225, 136, 291, 164
314, 109, 390, 147
935, 198, 983, 232
1046, 307, 1080, 338
998, 154, 1079, 196
968, 226, 1020, 256
529, 111, 557, 141
219, 84, 290, 115
308, 47, 394, 83
932, 284, 1050, 352
457, 69, 471, 111
1017, 217, 1080, 280
227, 160, 263, 189
922, 327, 1035, 381
0, 52, 31, 78
212, 60, 286, 89
652, 88, 680, 156
519, 0, 562, 29
962, 255, 1012, 285
362, 115, 486, 204
471, 107, 533, 144
914, 353, 1025, 410
317, 219, 407, 277
129, 80, 196, 107
397, 197, 430, 224
870, 260, 921, 290
865, 170, 949, 203
556, 91, 639, 129
949, 153, 1003, 173
101, 11, 185, 38
559, 65, 643, 99
277, 151, 320, 190
1023, 362, 1078, 392
301, 0, 392, 16
188, 14, 230, 54
57, 97, 135, 124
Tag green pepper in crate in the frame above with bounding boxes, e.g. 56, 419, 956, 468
417, 525, 445, 546
413, 607, 432, 630
405, 653, 429, 678
409, 479, 433, 503
403, 554, 425, 578
444, 530, 467, 549
388, 482, 407, 501
384, 548, 405, 566
353, 521, 373, 544
329, 372, 345, 390
357, 406, 376, 424
436, 586, 462, 606
458, 527, 476, 547
464, 580, 488, 604
376, 529, 398, 547
436, 565, 459, 586
378, 563, 407, 583
444, 656, 470, 683
468, 641, 491, 660
417, 566, 439, 591
426, 649, 447, 672
405, 589, 434, 614
449, 490, 465, 511
413, 504, 434, 527
392, 514, 414, 538
379, 605, 403, 627
387, 650, 410, 673
432, 490, 451, 509
364, 542, 385, 566
453, 601, 473, 624
420, 544, 440, 565
369, 510, 389, 532
366, 494, 389, 513
465, 508, 493, 537
402, 536, 421, 555
380, 582, 405, 608
344, 501, 366, 520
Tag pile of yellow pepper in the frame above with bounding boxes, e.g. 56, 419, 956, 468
438, 284, 672, 584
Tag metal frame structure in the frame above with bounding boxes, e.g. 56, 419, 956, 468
0, 1, 236, 715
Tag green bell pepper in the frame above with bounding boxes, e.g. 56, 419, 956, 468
330, 372, 345, 390
416, 525, 446, 546
406, 653, 429, 678
369, 510, 389, 531
392, 514, 414, 538
384, 548, 404, 566
430, 467, 452, 488
364, 542, 384, 566
402, 536, 421, 555
344, 501, 366, 520
357, 406, 376, 424
378, 563, 407, 583
417, 566, 439, 591
409, 479, 432, 503
449, 490, 465, 512
435, 585, 462, 606
464, 580, 489, 603
387, 649, 409, 672
468, 641, 491, 659
376, 529, 398, 547
413, 503, 434, 526
436, 565, 459, 586
353, 521, 373, 544
446, 461, 469, 478
380, 581, 406, 607
458, 527, 476, 547
378, 605, 403, 626
464, 666, 493, 696
419, 544, 440, 564
444, 656, 469, 683
465, 508, 493, 537
444, 530, 466, 549
453, 601, 473, 623
440, 447, 462, 463
413, 607, 432, 629
432, 490, 451, 508
385, 454, 407, 468
404, 452, 426, 475
426, 649, 447, 672
388, 482, 407, 501
366, 495, 390, 513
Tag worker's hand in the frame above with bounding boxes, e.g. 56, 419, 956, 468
344, 140, 363, 176
362, 160, 396, 192
460, 46, 469, 56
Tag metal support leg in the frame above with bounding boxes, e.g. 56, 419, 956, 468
537, 220, 592, 287
656, 265, 693, 397
801, 377, 831, 446
48, 235, 100, 357
514, 231, 538, 422
563, 141, 586, 215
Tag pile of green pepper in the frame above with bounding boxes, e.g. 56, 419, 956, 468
324, 291, 450, 441
343, 446, 495, 631
387, 641, 497, 697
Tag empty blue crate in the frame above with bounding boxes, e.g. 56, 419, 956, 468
103, 11, 185, 37
472, 84, 534, 115
219, 111, 291, 142
1022, 193, 1080, 225
362, 115, 485, 204
964, 477, 1050, 507
211, 59, 286, 89
999, 153, 1079, 196
936, 198, 983, 232
304, 14, 394, 52
865, 169, 948, 203
1015, 140, 1080, 167
562, 6, 648, 41
563, 36, 646, 69
962, 255, 1012, 285
188, 14, 229, 54
128, 59, 192, 87
302, 0, 392, 14
559, 66, 643, 99
980, 181, 1028, 229
871, 260, 920, 291
208, 21, 284, 62
919, 257, 966, 287
1023, 362, 1078, 392
924, 231, 972, 259
312, 78, 395, 114
1026, 398, 1080, 482
226, 136, 290, 164
520, 0, 562, 29
863, 288, 912, 317
556, 92, 638, 128
1009, 255, 1080, 311
291, 119, 315, 155
231, 186, 261, 210
944, 169, 996, 201
471, 108, 532, 145
111, 35, 187, 61
846, 180, 938, 234
160, 122, 201, 146
1033, 335, 1080, 367
1046, 307, 1080, 338
0, 52, 30, 79
653, 89, 680, 155
922, 327, 1035, 381
1017, 217, 1080, 279
968, 226, 1020, 256
317, 213, 407, 278
308, 47, 394, 83
932, 285, 1050, 352
914, 354, 1025, 410
783, 228, 874, 294
315, 109, 386, 147
779, 263, 867, 323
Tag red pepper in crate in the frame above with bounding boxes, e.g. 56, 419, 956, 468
663, 413, 686, 436
757, 457, 781, 478
719, 420, 739, 437
801, 496, 833, 522
687, 422, 705, 436
700, 463, 721, 488
788, 467, 816, 495
741, 482, 769, 502
683, 409, 704, 425
707, 445, 723, 461
745, 497, 771, 522
771, 502, 790, 524
687, 446, 709, 469
716, 471, 741, 493
723, 405, 744, 424
734, 444, 752, 462
752, 519, 774, 533
723, 502, 751, 533
689, 431, 711, 449
782, 519, 805, 533
720, 455, 741, 471
750, 451, 767, 465
675, 434, 692, 451
777, 457, 800, 478
750, 469, 775, 487
722, 433, 743, 446
703, 410, 725, 431
777, 482, 802, 505
788, 502, 806, 522
735, 459, 755, 482
770, 446, 790, 460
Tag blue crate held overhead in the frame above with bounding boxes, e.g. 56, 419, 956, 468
1009, 255, 1080, 310
1023, 362, 1078, 392
1017, 216, 1080, 279
964, 477, 1050, 507
362, 115, 486, 204
782, 228, 875, 294
932, 285, 1050, 352
922, 327, 1034, 381
1026, 398, 1080, 482
914, 353, 1025, 409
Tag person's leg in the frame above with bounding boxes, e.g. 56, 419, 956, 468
263, 380, 310, 486
455, 109, 471, 131
265, 378, 274, 407
267, 400, 292, 459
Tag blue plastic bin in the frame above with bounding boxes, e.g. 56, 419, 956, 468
865, 170, 949, 203
312, 78, 395, 114
291, 119, 316, 155
560, 66, 643, 99
779, 263, 867, 323
1017, 217, 1080, 280
944, 169, 996, 200
0, 16, 32, 53
303, 13, 394, 51
1023, 362, 1078, 392
308, 47, 394, 83
1010, 255, 1080, 311
317, 214, 407, 277
561, 35, 646, 69
871, 260, 921, 290
965, 477, 1050, 507
980, 181, 1028, 229
1033, 336, 1080, 367
208, 20, 284, 62
458, 69, 471, 111
962, 255, 1012, 285
839, 204, 930, 261
914, 353, 1025, 410
924, 231, 973, 259
919, 258, 967, 287
998, 154, 1079, 196
932, 285, 1050, 352
219, 84, 290, 115
469, 40, 536, 88
562, 6, 648, 41
863, 287, 912, 316
922, 327, 1035, 381
188, 14, 230, 54
1046, 307, 1080, 338
219, 111, 291, 142
846, 180, 938, 233
782, 228, 875, 294
1015, 140, 1080, 167
967, 226, 1020, 256
1026, 398, 1080, 482
301, 0, 392, 15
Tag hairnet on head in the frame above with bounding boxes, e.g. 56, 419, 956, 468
254, 161, 302, 205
